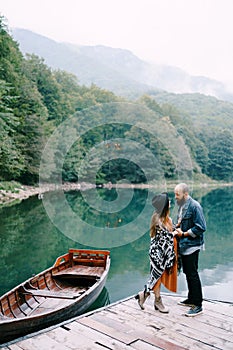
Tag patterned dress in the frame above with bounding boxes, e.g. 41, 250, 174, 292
147, 225, 178, 292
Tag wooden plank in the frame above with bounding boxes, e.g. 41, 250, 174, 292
48, 323, 131, 350
69, 248, 110, 256
201, 307, 233, 325
202, 300, 233, 316
0, 312, 10, 320
41, 326, 105, 350
162, 301, 233, 342
165, 294, 233, 317
126, 295, 233, 335
137, 298, 233, 349
22, 288, 85, 299
3, 345, 22, 350
136, 333, 187, 350
107, 298, 232, 349
29, 298, 72, 314
12, 334, 72, 350
91, 309, 195, 350
52, 265, 103, 279
150, 330, 213, 350
162, 302, 232, 345
78, 316, 137, 344
130, 339, 162, 350
7, 294, 233, 350
78, 315, 187, 350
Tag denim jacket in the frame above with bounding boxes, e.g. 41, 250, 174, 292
177, 196, 206, 254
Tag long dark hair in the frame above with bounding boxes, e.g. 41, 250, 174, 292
150, 192, 172, 237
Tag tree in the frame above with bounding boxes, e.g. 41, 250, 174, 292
0, 79, 24, 180
207, 129, 233, 181
137, 94, 163, 116
23, 54, 65, 124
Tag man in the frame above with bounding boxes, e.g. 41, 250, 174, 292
174, 183, 206, 317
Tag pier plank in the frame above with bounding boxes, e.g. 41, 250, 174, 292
13, 334, 72, 350
126, 297, 233, 338
62, 321, 134, 349
93, 304, 216, 349
127, 296, 233, 348
78, 316, 138, 344
3, 294, 233, 350
3, 346, 23, 350
44, 326, 114, 350
131, 340, 162, 350
78, 313, 187, 350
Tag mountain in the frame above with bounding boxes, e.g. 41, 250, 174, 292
12, 28, 233, 102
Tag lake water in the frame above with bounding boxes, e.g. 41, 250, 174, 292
0, 186, 233, 308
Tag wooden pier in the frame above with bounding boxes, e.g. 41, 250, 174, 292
1, 293, 233, 349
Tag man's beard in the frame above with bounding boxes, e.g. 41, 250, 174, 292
176, 197, 186, 206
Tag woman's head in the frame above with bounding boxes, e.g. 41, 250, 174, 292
150, 192, 171, 237
152, 192, 169, 218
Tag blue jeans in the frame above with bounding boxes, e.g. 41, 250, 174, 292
181, 250, 203, 307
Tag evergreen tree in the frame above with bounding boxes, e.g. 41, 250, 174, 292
207, 129, 233, 181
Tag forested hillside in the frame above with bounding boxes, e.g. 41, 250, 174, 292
0, 17, 121, 184
1, 16, 233, 185
13, 28, 233, 103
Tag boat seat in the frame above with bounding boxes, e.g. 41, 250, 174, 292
52, 265, 102, 280
21, 287, 86, 299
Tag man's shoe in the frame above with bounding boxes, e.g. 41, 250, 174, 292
185, 305, 203, 317
135, 287, 150, 310
178, 299, 194, 307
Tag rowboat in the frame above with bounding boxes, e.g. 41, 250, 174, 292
0, 249, 110, 344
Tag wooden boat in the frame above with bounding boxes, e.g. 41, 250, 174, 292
0, 249, 110, 344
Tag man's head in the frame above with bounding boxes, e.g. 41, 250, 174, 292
174, 183, 189, 206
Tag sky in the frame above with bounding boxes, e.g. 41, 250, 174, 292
1, 0, 233, 92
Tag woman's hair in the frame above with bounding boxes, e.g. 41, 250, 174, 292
151, 192, 169, 216
150, 192, 171, 238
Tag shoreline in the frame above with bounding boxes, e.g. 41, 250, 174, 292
0, 182, 152, 205
0, 183, 88, 205
0, 181, 232, 206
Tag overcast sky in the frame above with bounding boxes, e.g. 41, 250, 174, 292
1, 0, 233, 91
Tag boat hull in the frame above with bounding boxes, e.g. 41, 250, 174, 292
0, 249, 110, 344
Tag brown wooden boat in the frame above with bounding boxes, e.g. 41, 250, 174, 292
0, 249, 110, 344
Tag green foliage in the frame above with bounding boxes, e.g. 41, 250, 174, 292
0, 15, 233, 185
151, 90, 233, 130
137, 94, 163, 116
0, 79, 24, 180
176, 125, 208, 173
146, 90, 233, 181
75, 84, 122, 111
0, 181, 23, 191
204, 129, 233, 181
23, 54, 65, 123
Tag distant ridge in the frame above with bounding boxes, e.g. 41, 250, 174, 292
12, 28, 233, 102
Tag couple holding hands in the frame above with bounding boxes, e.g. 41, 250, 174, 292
135, 183, 206, 317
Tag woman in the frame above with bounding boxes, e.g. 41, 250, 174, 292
135, 192, 178, 313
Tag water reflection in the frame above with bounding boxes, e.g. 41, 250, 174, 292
86, 287, 110, 312
0, 186, 232, 304
201, 264, 233, 302
41, 187, 152, 247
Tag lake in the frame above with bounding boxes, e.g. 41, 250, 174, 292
0, 185, 232, 308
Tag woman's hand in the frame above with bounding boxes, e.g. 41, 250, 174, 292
173, 228, 183, 237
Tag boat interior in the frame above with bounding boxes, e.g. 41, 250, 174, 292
0, 250, 109, 320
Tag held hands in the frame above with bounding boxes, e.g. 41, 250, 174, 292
173, 228, 183, 237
